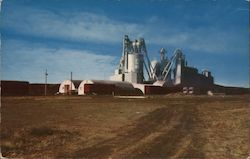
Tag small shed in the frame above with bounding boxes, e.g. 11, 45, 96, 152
59, 80, 82, 95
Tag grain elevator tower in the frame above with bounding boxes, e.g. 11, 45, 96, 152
110, 35, 153, 83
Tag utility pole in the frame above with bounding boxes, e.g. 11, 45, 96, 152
70, 71, 73, 95
45, 69, 48, 96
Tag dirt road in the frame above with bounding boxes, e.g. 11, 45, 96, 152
1, 95, 250, 159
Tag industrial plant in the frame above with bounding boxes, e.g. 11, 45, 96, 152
55, 35, 247, 96
1, 35, 249, 96
109, 35, 214, 94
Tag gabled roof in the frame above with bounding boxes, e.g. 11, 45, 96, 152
71, 80, 83, 88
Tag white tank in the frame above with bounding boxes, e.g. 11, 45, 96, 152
127, 53, 144, 83
175, 59, 182, 85
202, 70, 211, 77
150, 60, 160, 79
128, 53, 143, 73
128, 54, 136, 72
150, 60, 159, 72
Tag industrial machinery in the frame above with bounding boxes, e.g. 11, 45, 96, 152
150, 48, 169, 81
153, 48, 214, 89
153, 48, 187, 86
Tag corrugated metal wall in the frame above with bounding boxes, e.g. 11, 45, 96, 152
1, 81, 29, 96
1, 81, 60, 96
29, 84, 60, 96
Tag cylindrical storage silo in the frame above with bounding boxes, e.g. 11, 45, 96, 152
202, 70, 211, 77
128, 54, 136, 72
150, 60, 160, 79
127, 53, 144, 83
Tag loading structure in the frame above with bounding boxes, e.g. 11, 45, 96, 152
110, 35, 153, 83
152, 48, 214, 92
152, 48, 187, 86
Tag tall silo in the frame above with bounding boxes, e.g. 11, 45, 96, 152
127, 53, 144, 83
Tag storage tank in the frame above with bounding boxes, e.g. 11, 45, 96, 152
202, 70, 211, 77
128, 53, 143, 73
150, 60, 160, 79
127, 53, 144, 83
150, 60, 158, 71
175, 58, 182, 85
128, 54, 136, 72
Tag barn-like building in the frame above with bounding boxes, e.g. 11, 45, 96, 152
59, 80, 82, 95
78, 80, 140, 95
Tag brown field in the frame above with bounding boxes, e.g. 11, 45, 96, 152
1, 95, 250, 159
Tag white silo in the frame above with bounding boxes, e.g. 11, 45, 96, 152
128, 54, 136, 72
150, 60, 160, 80
127, 53, 144, 83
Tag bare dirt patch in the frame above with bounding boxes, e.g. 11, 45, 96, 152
1, 95, 250, 159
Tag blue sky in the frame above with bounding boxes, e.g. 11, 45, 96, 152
1, 0, 249, 87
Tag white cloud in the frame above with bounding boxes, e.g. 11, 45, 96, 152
215, 78, 249, 88
2, 4, 248, 86
145, 25, 247, 55
2, 40, 117, 83
4, 7, 142, 44
0, 0, 3, 12
3, 6, 248, 55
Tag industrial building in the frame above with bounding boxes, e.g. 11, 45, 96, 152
1, 80, 29, 96
54, 35, 247, 96
0, 40, 246, 97
110, 35, 151, 83
1, 80, 60, 96
29, 83, 60, 96
78, 80, 140, 95
57, 35, 248, 95
108, 35, 214, 94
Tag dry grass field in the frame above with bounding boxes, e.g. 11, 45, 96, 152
1, 95, 250, 159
